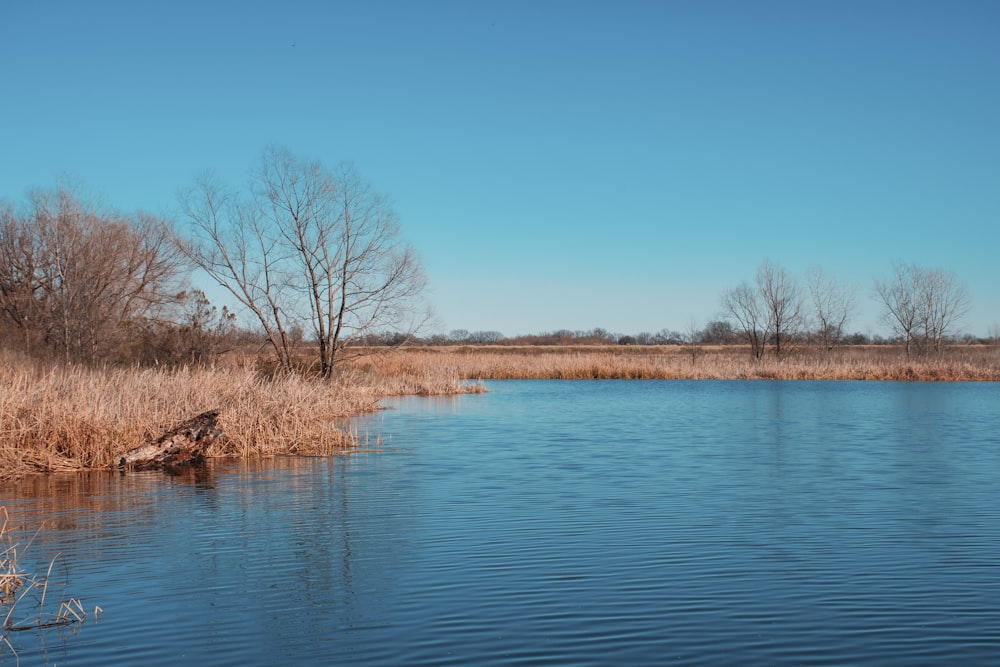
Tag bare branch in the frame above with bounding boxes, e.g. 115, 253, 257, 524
722, 282, 769, 360
806, 266, 855, 351
180, 148, 426, 377
874, 262, 968, 358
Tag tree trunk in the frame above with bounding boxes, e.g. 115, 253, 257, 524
118, 410, 223, 471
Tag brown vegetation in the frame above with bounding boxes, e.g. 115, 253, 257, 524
362, 344, 1000, 382
0, 349, 480, 481
4, 166, 995, 487
2, 342, 997, 480
0, 186, 184, 365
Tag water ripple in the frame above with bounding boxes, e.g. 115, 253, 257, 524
2, 381, 999, 665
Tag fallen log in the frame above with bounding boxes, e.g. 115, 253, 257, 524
118, 410, 224, 471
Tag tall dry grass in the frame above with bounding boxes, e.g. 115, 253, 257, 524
361, 344, 1000, 382
0, 349, 481, 480
3, 344, 996, 479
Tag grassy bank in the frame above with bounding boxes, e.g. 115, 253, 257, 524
4, 344, 997, 479
363, 344, 1000, 382
0, 350, 480, 480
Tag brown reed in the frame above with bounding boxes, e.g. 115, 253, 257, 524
0, 349, 482, 480
3, 344, 996, 479
356, 344, 1000, 382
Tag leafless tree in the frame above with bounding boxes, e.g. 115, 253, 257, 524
0, 186, 183, 362
874, 262, 969, 358
806, 266, 855, 351
683, 319, 703, 364
0, 202, 44, 352
757, 260, 802, 357
722, 282, 770, 359
700, 320, 737, 344
180, 174, 298, 372
127, 289, 238, 367
874, 263, 920, 358
181, 147, 427, 378
722, 260, 803, 359
914, 266, 969, 354
988, 324, 1000, 346
467, 330, 504, 344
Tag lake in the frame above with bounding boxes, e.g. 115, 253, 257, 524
2, 380, 999, 665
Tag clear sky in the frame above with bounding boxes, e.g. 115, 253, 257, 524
3, 0, 998, 337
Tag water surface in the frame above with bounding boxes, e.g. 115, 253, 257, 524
2, 380, 999, 665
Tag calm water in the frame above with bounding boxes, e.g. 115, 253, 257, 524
2, 380, 999, 665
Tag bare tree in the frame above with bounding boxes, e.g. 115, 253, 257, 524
119, 289, 239, 367
722, 282, 770, 359
874, 263, 920, 358
181, 147, 427, 378
0, 186, 183, 362
683, 319, 703, 364
467, 330, 504, 344
806, 266, 855, 351
757, 260, 802, 357
987, 324, 1000, 347
700, 319, 736, 344
915, 266, 969, 354
874, 262, 969, 358
722, 260, 803, 359
0, 202, 44, 352
181, 174, 298, 372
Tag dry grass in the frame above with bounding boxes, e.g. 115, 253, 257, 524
0, 349, 482, 480
3, 343, 996, 480
359, 344, 1000, 382
0, 509, 19, 609
2, 505, 101, 659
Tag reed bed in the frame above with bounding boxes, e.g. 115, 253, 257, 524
3, 344, 996, 479
0, 350, 480, 480
360, 345, 1000, 382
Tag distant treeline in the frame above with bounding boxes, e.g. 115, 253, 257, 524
397, 259, 992, 360
2, 171, 996, 372
358, 325, 998, 349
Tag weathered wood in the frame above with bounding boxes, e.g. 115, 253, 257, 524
118, 410, 224, 471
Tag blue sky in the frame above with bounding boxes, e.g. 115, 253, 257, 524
2, 0, 998, 337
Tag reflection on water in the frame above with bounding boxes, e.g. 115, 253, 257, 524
3, 455, 417, 666
2, 380, 1000, 666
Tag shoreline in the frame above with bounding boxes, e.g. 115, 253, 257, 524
0, 351, 479, 480
3, 344, 997, 479
365, 344, 1000, 382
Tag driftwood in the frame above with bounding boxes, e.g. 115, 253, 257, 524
118, 410, 224, 471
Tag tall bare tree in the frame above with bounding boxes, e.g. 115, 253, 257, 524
756, 260, 802, 357
806, 266, 855, 351
181, 175, 298, 372
874, 263, 919, 358
914, 265, 969, 354
723, 260, 804, 359
722, 282, 770, 359
874, 262, 969, 358
181, 147, 427, 378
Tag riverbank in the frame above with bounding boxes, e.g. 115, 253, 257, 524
362, 344, 1000, 381
4, 344, 997, 479
0, 350, 481, 480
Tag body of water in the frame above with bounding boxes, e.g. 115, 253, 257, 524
2, 380, 999, 665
